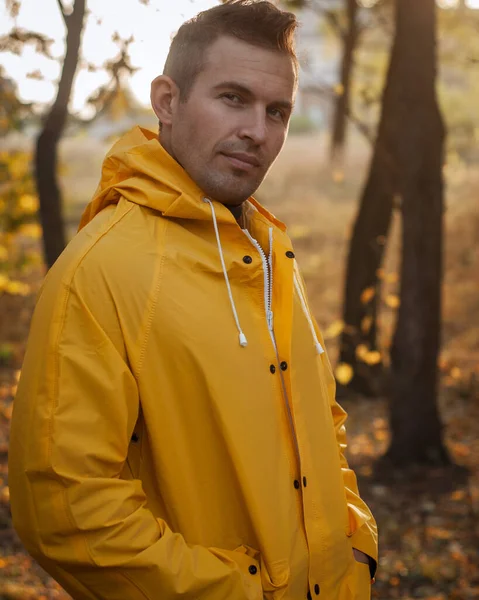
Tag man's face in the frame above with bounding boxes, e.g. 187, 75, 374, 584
166, 36, 296, 206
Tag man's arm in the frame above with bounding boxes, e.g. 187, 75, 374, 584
8, 273, 263, 600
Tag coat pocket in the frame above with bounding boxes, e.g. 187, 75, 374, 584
346, 560, 371, 600
260, 557, 290, 600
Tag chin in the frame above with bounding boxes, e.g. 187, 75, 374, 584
213, 189, 255, 205
200, 171, 261, 205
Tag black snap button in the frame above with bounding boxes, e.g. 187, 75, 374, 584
270, 364, 276, 374
131, 433, 139, 443
280, 361, 288, 371
294, 479, 300, 489
286, 251, 295, 259
248, 565, 257, 575
303, 476, 307, 487
243, 255, 253, 264
315, 584, 320, 595
307, 592, 312, 600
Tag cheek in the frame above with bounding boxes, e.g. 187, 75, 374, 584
188, 105, 233, 153
266, 129, 287, 162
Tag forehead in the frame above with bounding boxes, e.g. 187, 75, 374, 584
197, 36, 296, 100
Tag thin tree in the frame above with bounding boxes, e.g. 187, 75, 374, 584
385, 0, 449, 466
329, 0, 360, 165
35, 0, 86, 268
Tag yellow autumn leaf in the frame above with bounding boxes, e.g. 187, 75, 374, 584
360, 287, 375, 304
361, 315, 373, 334
364, 350, 382, 365
0, 245, 8, 261
5, 280, 31, 296
373, 429, 388, 442
0, 486, 9, 502
450, 366, 461, 380
335, 363, 353, 386
18, 193, 39, 213
385, 294, 400, 308
324, 320, 344, 339
8, 153, 29, 179
355, 344, 369, 361
386, 272, 399, 283
0, 273, 8, 291
19, 223, 42, 239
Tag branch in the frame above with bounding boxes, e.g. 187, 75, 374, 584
0, 29, 55, 59
301, 83, 375, 145
56, 0, 69, 25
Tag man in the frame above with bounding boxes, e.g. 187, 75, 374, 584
9, 2, 378, 599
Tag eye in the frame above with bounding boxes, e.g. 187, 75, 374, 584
222, 93, 242, 104
268, 107, 285, 121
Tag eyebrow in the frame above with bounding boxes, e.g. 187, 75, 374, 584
213, 81, 294, 111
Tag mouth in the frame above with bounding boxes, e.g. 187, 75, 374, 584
221, 152, 261, 171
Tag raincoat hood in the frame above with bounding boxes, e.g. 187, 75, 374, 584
79, 126, 286, 231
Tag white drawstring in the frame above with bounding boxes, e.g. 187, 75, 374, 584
203, 198, 248, 348
202, 197, 320, 355
293, 272, 324, 355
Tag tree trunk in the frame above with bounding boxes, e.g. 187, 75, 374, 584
339, 7, 401, 397
330, 0, 359, 165
338, 152, 395, 396
384, 0, 450, 466
35, 0, 86, 268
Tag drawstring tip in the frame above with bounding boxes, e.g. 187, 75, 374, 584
315, 342, 324, 355
239, 332, 248, 347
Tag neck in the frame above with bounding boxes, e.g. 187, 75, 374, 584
226, 203, 244, 223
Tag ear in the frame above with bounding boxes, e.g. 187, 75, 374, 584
150, 75, 179, 126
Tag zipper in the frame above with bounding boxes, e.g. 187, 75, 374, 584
243, 228, 303, 476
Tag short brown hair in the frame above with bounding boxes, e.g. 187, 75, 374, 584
163, 0, 299, 101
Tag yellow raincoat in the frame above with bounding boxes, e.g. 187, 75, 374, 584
9, 127, 377, 600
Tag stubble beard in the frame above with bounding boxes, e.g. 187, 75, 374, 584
199, 164, 267, 205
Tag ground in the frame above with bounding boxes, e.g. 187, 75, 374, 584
0, 132, 478, 599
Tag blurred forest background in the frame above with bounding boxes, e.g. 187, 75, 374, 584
0, 0, 478, 598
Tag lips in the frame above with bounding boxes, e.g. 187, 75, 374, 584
221, 152, 261, 170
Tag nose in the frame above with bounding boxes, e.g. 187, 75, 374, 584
238, 106, 267, 146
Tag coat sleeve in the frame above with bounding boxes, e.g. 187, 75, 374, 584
8, 271, 263, 600
314, 324, 379, 577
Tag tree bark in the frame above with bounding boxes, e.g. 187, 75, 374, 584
339, 0, 451, 472
338, 151, 395, 396
385, 0, 449, 466
35, 0, 86, 268
339, 6, 400, 397
330, 0, 359, 165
